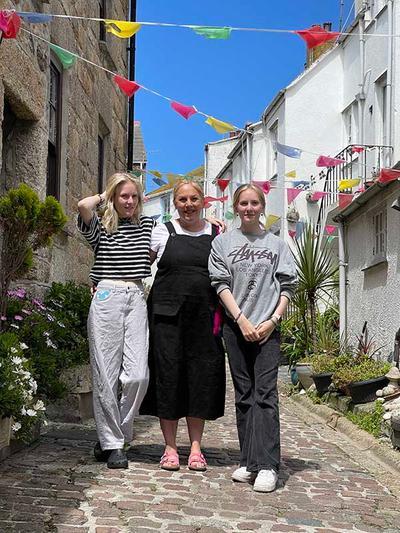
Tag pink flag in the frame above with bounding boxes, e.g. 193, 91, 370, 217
114, 75, 141, 97
204, 195, 228, 204
287, 188, 302, 204
251, 180, 271, 194
309, 191, 328, 201
295, 25, 340, 49
378, 168, 400, 184
217, 179, 230, 192
0, 10, 21, 38
325, 225, 336, 235
351, 146, 365, 153
170, 101, 197, 120
316, 155, 346, 167
288, 230, 297, 239
339, 193, 353, 209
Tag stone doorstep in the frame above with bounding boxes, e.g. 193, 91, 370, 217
288, 392, 400, 477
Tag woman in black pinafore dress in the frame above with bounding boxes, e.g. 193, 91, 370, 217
140, 181, 225, 471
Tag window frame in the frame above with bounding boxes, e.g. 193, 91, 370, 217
46, 58, 63, 199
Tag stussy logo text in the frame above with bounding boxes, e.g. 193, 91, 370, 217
228, 243, 277, 265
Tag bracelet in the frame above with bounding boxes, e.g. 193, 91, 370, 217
233, 310, 242, 323
97, 194, 103, 204
270, 316, 279, 327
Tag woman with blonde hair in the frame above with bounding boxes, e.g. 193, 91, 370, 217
140, 179, 225, 472
209, 183, 297, 492
78, 172, 154, 469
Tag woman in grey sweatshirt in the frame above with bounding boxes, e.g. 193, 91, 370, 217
208, 184, 297, 493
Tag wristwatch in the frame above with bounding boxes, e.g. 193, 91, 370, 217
270, 314, 282, 326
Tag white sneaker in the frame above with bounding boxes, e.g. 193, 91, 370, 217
253, 469, 278, 492
231, 466, 257, 483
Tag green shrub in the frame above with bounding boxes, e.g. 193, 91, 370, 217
333, 356, 391, 390
346, 401, 384, 437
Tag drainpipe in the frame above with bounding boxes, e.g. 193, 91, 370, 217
246, 129, 252, 183
385, 0, 394, 167
338, 220, 347, 340
127, 0, 137, 171
357, 12, 366, 180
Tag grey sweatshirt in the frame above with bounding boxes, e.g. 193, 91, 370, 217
208, 229, 297, 325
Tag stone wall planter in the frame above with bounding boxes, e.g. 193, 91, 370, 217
0, 417, 11, 451
349, 376, 389, 404
312, 373, 333, 395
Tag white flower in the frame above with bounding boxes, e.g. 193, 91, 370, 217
29, 379, 37, 394
26, 409, 37, 417
19, 343, 28, 350
45, 338, 57, 349
11, 356, 23, 365
12, 422, 21, 432
43, 420, 48, 426
33, 400, 45, 411
21, 407, 27, 416
10, 347, 18, 354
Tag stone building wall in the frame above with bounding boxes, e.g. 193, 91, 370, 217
0, 0, 130, 289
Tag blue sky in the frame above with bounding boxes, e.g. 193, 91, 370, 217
135, 1, 354, 192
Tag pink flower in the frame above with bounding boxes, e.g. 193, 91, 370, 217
0, 316, 6, 321
22, 309, 32, 315
14, 315, 23, 321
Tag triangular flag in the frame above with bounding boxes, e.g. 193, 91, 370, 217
104, 20, 141, 38
351, 146, 365, 153
339, 193, 354, 209
50, 44, 76, 69
206, 116, 235, 134
0, 11, 21, 39
316, 155, 345, 167
327, 236, 335, 244
170, 101, 197, 120
217, 179, 230, 192
292, 180, 310, 189
325, 225, 336, 235
192, 26, 231, 39
378, 168, 400, 184
338, 178, 361, 191
163, 213, 172, 222
265, 215, 280, 230
149, 170, 163, 179
17, 12, 53, 23
114, 75, 141, 97
225, 211, 235, 221
150, 214, 161, 221
286, 170, 297, 178
251, 181, 271, 194
276, 141, 301, 159
309, 191, 328, 202
152, 177, 167, 187
204, 195, 228, 204
295, 25, 340, 49
287, 188, 302, 204
288, 230, 297, 239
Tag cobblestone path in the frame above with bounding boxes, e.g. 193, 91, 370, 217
1, 375, 400, 533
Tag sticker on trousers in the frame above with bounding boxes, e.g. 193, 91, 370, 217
96, 289, 112, 301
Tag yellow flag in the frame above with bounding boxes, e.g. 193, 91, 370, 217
265, 214, 280, 230
104, 20, 142, 38
338, 178, 361, 191
149, 170, 163, 179
285, 170, 296, 178
205, 116, 235, 134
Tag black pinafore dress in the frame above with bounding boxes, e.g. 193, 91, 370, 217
140, 221, 226, 420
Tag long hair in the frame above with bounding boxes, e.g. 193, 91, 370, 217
232, 183, 266, 214
101, 172, 143, 234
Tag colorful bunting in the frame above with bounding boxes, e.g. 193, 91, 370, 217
251, 181, 271, 194
152, 177, 167, 186
206, 116, 235, 134
288, 230, 297, 239
295, 25, 340, 49
217, 179, 230, 192
265, 214, 280, 230
316, 155, 345, 167
339, 193, 354, 209
104, 20, 141, 38
150, 214, 161, 221
163, 213, 172, 222
17, 12, 53, 23
287, 188, 302, 204
171, 101, 197, 120
325, 225, 336, 235
378, 168, 400, 184
50, 44, 76, 69
149, 170, 163, 179
309, 191, 328, 202
327, 236, 335, 244
285, 170, 297, 178
292, 180, 310, 189
192, 26, 231, 39
114, 75, 141, 97
276, 141, 301, 159
338, 178, 361, 191
0, 10, 21, 39
351, 146, 365, 153
204, 195, 228, 204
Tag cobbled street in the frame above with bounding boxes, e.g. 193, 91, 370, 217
1, 372, 400, 533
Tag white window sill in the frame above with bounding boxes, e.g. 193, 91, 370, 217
361, 254, 388, 271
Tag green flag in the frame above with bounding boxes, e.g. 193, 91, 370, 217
192, 26, 231, 39
225, 211, 234, 221
50, 44, 76, 69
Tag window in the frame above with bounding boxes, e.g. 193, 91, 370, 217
0, 101, 17, 190
343, 102, 358, 145
372, 209, 387, 257
99, 0, 107, 42
376, 72, 387, 146
47, 61, 62, 199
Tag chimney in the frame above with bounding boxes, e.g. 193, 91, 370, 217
306, 21, 336, 68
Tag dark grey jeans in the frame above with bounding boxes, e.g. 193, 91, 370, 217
223, 319, 281, 473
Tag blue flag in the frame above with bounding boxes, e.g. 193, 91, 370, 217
276, 141, 302, 159
17, 12, 53, 23
152, 177, 167, 187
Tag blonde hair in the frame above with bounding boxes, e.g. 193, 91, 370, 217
232, 184, 266, 214
173, 179, 204, 204
101, 172, 143, 234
